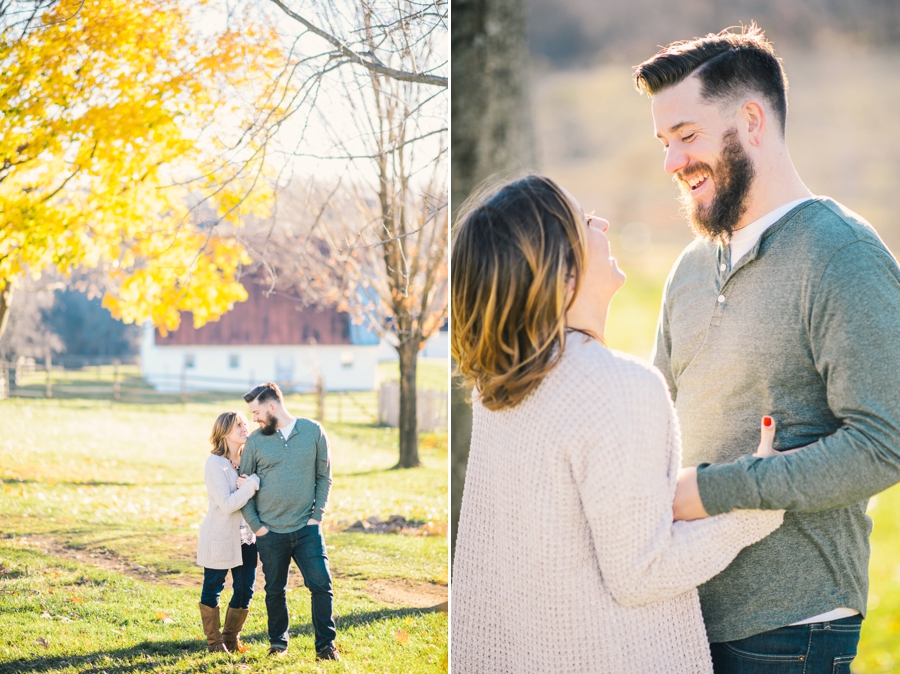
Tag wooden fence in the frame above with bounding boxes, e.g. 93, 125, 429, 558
377, 381, 448, 432
0, 356, 451, 432
0, 355, 321, 410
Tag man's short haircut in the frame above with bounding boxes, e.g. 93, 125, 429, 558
633, 23, 788, 136
243, 382, 284, 405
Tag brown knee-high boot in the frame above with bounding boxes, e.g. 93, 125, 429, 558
222, 606, 250, 653
199, 602, 228, 653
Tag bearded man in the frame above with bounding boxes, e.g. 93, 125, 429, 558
239, 382, 339, 661
635, 25, 900, 672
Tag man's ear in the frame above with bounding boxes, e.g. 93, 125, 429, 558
741, 100, 766, 146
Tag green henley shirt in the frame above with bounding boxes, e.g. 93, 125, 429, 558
239, 417, 332, 534
653, 197, 900, 642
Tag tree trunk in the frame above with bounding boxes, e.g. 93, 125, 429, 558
395, 339, 421, 468
451, 0, 535, 211
450, 0, 535, 559
0, 281, 13, 343
450, 359, 473, 563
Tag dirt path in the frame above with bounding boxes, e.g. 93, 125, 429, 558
19, 535, 448, 610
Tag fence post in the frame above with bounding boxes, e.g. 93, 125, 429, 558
45, 350, 52, 398
113, 359, 121, 402
315, 375, 326, 421
180, 366, 187, 405
338, 390, 343, 424
0, 360, 7, 400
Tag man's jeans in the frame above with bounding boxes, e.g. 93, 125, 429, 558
710, 615, 862, 674
256, 524, 336, 652
200, 542, 257, 609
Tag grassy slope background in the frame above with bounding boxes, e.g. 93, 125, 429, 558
0, 360, 449, 673
533, 48, 900, 672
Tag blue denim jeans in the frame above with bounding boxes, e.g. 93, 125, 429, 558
256, 524, 336, 652
710, 615, 863, 674
200, 542, 258, 610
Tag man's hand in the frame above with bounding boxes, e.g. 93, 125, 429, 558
307, 518, 320, 526
255, 526, 269, 537
673, 467, 710, 521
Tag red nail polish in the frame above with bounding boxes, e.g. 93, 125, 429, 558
763, 416, 773, 427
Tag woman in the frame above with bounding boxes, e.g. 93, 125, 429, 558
197, 411, 261, 653
450, 175, 785, 673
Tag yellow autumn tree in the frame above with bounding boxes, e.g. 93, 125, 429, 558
0, 0, 279, 337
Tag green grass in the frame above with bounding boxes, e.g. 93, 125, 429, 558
0, 397, 448, 672
851, 484, 900, 673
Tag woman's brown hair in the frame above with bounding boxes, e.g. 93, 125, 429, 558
451, 175, 586, 411
209, 411, 243, 457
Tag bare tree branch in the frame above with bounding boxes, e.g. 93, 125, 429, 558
268, 0, 447, 88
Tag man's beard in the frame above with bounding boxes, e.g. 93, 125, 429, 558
259, 412, 278, 436
677, 128, 755, 241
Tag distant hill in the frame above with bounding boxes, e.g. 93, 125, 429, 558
528, 0, 900, 66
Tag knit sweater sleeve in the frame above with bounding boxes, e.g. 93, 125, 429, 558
239, 439, 262, 531
205, 458, 259, 516
571, 362, 783, 608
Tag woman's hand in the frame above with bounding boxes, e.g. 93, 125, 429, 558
754, 416, 777, 458
236, 473, 248, 488
754, 416, 803, 458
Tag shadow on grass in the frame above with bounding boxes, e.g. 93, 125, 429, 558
340, 467, 396, 477
1, 639, 211, 674
0, 479, 136, 487
1, 606, 444, 673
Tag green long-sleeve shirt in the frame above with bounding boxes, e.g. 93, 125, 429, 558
653, 197, 900, 642
239, 418, 332, 534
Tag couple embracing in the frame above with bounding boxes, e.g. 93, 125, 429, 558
195, 382, 340, 662
452, 26, 900, 673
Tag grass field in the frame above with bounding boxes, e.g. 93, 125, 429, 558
0, 364, 448, 673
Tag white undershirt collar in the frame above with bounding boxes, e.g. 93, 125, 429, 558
279, 417, 297, 441
728, 198, 812, 268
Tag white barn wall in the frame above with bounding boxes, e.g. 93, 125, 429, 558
140, 324, 378, 392
376, 330, 449, 362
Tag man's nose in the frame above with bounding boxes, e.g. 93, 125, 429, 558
664, 146, 689, 176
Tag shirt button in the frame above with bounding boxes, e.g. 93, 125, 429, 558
719, 264, 727, 272
717, 295, 726, 304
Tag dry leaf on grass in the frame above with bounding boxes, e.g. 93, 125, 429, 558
36, 637, 49, 649
155, 611, 174, 623
395, 630, 410, 645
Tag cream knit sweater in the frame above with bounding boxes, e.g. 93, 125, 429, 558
451, 337, 784, 673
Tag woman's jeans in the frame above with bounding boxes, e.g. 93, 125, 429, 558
710, 615, 862, 674
256, 524, 336, 652
200, 542, 258, 610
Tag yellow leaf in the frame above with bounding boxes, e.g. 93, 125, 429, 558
395, 630, 409, 645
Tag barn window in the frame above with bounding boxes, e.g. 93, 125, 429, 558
184, 354, 196, 369
229, 355, 240, 369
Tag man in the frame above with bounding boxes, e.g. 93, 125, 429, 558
239, 382, 339, 661
634, 25, 900, 671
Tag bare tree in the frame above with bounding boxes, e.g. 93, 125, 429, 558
242, 0, 448, 468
